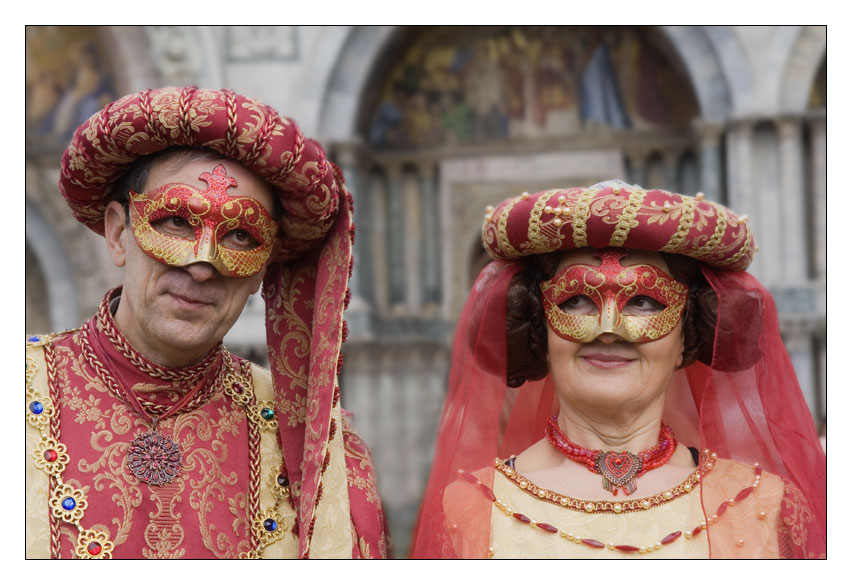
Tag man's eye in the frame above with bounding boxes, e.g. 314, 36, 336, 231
623, 295, 666, 315
558, 296, 596, 315
221, 229, 260, 251
151, 216, 194, 238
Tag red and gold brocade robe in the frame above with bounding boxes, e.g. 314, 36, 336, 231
25, 297, 389, 559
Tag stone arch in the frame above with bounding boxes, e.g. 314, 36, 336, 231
659, 26, 734, 121
779, 26, 827, 112
25, 201, 79, 332
317, 26, 736, 138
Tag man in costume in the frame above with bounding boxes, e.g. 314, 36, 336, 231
26, 87, 389, 559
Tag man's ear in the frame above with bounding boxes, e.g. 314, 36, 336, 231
104, 201, 128, 268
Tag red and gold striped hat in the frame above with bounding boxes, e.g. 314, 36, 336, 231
481, 180, 756, 271
59, 86, 339, 263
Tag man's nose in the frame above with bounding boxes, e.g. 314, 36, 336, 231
185, 262, 219, 282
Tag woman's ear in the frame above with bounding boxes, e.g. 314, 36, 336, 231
103, 201, 128, 268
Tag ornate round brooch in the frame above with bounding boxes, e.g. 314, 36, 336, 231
127, 431, 182, 486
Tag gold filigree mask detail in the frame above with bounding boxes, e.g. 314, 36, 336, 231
129, 164, 279, 278
540, 250, 688, 343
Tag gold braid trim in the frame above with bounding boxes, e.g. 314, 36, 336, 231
523, 190, 563, 255
694, 201, 729, 259
609, 188, 647, 247
572, 189, 596, 248
495, 195, 525, 259
714, 227, 755, 267
661, 195, 696, 253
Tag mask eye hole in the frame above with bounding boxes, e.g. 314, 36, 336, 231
221, 229, 260, 251
622, 295, 666, 316
558, 295, 596, 315
151, 216, 194, 240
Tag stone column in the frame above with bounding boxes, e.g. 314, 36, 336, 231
776, 118, 808, 285
369, 171, 390, 314
695, 122, 724, 203
417, 161, 441, 311
385, 165, 407, 312
402, 168, 423, 313
808, 116, 827, 282
785, 328, 817, 422
725, 120, 760, 279
662, 151, 680, 192
625, 151, 647, 187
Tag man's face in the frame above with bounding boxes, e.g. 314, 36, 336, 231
105, 155, 276, 367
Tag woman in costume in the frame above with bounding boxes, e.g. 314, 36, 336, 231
410, 180, 825, 558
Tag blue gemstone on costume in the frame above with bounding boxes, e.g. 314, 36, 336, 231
27, 336, 41, 342
263, 518, 277, 532
260, 408, 275, 421
61, 497, 76, 511
29, 401, 44, 415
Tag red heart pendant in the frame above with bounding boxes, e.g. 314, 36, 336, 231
596, 450, 642, 486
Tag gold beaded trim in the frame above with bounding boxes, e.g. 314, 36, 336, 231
495, 194, 525, 259
495, 452, 717, 515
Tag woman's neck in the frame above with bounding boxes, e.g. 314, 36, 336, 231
556, 399, 666, 454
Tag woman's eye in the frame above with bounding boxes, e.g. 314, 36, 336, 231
221, 229, 260, 251
623, 295, 666, 315
558, 296, 596, 315
151, 216, 193, 238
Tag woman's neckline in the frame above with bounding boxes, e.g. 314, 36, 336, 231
494, 451, 716, 515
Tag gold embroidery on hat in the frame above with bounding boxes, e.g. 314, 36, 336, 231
661, 195, 696, 253
523, 190, 566, 255
572, 189, 596, 248
694, 201, 729, 259
494, 195, 525, 259
609, 189, 647, 247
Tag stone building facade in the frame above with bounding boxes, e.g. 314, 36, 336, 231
25, 25, 826, 556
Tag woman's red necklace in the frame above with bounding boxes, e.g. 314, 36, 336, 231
544, 413, 677, 496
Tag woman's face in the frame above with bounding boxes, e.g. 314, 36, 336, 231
545, 249, 685, 414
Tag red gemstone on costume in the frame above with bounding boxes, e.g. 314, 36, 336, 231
512, 513, 531, 524
44, 449, 58, 462
459, 470, 478, 484
87, 541, 102, 556
479, 484, 496, 501
233, 382, 244, 394
717, 501, 729, 516
735, 487, 753, 501
755, 465, 762, 476
615, 545, 639, 552
661, 531, 682, 545
691, 526, 703, 537
582, 539, 605, 548
537, 523, 558, 533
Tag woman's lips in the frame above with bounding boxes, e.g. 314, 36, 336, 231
580, 353, 635, 369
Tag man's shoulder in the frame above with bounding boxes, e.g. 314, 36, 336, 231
25, 329, 80, 350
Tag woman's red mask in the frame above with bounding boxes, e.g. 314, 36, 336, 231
129, 164, 279, 278
539, 250, 688, 343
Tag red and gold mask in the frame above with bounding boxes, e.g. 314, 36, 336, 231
540, 250, 688, 343
129, 164, 279, 277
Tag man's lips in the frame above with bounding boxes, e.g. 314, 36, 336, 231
168, 292, 215, 308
